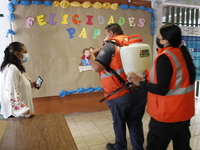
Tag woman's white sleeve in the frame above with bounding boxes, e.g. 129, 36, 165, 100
5, 67, 29, 117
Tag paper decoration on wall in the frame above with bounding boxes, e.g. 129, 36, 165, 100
32, 0, 43, 5
59, 0, 69, 8
11, 0, 20, 5
43, 1, 53, 6
25, 17, 34, 28
36, 15, 47, 26
82, 1, 92, 8
59, 87, 103, 97
8, 2, 15, 22
120, 4, 155, 35
9, 0, 154, 97
79, 47, 94, 72
6, 29, 16, 37
70, 1, 81, 7
8, 2, 15, 12
7, 0, 155, 37
9, 12, 15, 21
20, 0, 31, 6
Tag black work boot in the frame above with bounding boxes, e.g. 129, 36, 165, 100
106, 143, 115, 150
106, 143, 128, 150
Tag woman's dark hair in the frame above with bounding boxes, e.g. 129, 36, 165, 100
105, 23, 124, 35
160, 24, 196, 84
0, 42, 26, 73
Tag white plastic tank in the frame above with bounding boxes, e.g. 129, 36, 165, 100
120, 34, 152, 76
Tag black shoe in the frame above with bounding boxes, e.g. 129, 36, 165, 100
106, 143, 128, 150
106, 143, 115, 150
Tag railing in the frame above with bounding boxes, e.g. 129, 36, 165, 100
163, 6, 200, 27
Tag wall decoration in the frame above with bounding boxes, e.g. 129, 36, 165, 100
79, 47, 94, 72
8, 0, 154, 97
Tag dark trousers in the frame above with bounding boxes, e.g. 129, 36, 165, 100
146, 117, 192, 150
106, 87, 147, 150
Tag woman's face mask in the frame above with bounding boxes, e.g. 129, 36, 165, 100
156, 37, 164, 48
20, 53, 29, 63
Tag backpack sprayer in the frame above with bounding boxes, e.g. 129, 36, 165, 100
99, 34, 152, 103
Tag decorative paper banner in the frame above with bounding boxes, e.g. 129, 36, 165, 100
10, 1, 153, 97
59, 87, 103, 97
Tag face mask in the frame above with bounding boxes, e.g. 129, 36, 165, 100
20, 53, 29, 63
156, 37, 164, 48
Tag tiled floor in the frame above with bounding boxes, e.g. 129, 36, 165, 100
65, 98, 200, 150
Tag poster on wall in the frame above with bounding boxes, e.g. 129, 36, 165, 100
79, 47, 94, 72
181, 26, 200, 81
8, 1, 154, 97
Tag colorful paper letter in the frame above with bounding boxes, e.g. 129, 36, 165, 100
66, 28, 76, 38
138, 18, 145, 27
72, 14, 81, 25
86, 15, 93, 25
98, 16, 105, 24
61, 14, 69, 24
79, 28, 87, 38
48, 13, 57, 25
92, 29, 101, 39
25, 17, 34, 28
37, 15, 47, 26
107, 15, 114, 24
118, 17, 125, 26
128, 17, 136, 27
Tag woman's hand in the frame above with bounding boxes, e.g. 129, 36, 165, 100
31, 81, 36, 89
92, 48, 100, 57
127, 71, 144, 86
24, 110, 35, 118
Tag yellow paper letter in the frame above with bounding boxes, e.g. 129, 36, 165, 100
61, 14, 69, 24
107, 15, 114, 24
79, 28, 87, 38
37, 15, 47, 26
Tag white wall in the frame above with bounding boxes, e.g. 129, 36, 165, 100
0, 0, 11, 64
150, 1, 163, 59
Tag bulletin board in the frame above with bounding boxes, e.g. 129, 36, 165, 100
9, 1, 154, 97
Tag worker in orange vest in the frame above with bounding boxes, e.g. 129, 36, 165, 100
90, 23, 147, 150
127, 24, 196, 150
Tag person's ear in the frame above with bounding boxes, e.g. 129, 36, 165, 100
109, 31, 114, 37
14, 51, 21, 59
164, 39, 169, 44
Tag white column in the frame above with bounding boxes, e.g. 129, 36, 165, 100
0, 0, 12, 63
151, 0, 163, 59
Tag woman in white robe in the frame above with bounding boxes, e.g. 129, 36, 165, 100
0, 42, 35, 118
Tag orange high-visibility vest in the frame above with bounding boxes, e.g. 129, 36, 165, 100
147, 47, 195, 122
99, 35, 135, 100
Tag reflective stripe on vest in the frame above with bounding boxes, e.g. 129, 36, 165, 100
100, 68, 124, 79
150, 50, 194, 96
